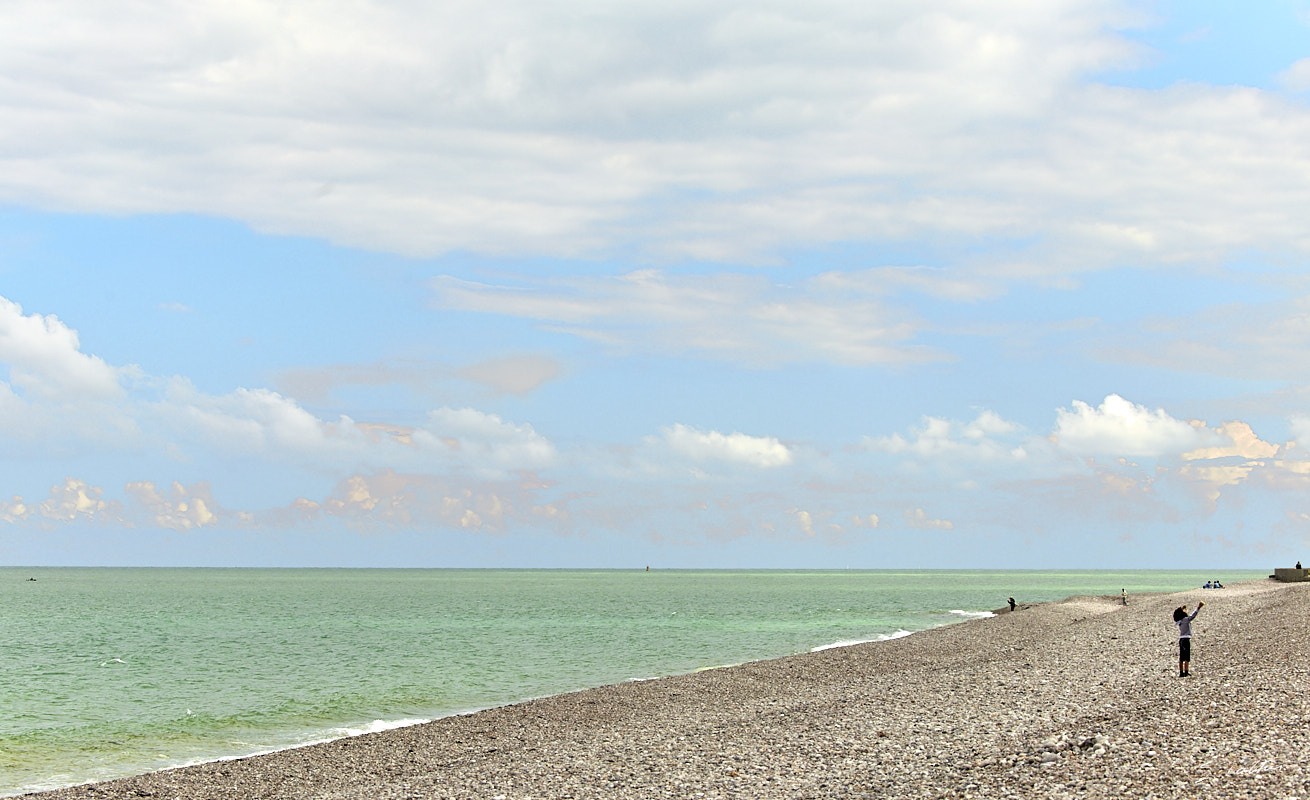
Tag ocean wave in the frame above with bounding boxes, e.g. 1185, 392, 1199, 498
949, 609, 995, 619
811, 630, 916, 652
328, 718, 433, 739
879, 629, 917, 640
812, 639, 873, 652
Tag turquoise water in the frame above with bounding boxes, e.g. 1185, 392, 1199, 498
0, 568, 1263, 796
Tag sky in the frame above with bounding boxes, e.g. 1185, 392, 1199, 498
3, 0, 1310, 569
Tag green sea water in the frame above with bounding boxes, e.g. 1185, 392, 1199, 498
0, 568, 1265, 796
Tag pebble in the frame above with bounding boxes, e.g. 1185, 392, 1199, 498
23, 580, 1310, 800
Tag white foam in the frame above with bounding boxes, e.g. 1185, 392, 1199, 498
879, 628, 916, 640
811, 630, 917, 652
812, 638, 875, 652
328, 717, 433, 739
949, 609, 995, 619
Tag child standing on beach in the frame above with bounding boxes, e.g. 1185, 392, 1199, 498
1173, 602, 1204, 677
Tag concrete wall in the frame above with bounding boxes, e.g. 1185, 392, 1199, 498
1274, 568, 1309, 582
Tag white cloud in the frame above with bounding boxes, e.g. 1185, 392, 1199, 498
0, 297, 123, 401
792, 508, 816, 538
315, 470, 538, 532
157, 385, 560, 475
0, 495, 28, 523
867, 410, 1026, 461
905, 508, 953, 530
1279, 57, 1310, 92
1289, 416, 1310, 449
418, 407, 558, 474
5, 478, 122, 524
658, 423, 793, 468
1183, 421, 1280, 461
159, 380, 360, 458
0, 469, 568, 535
125, 481, 219, 531
11, 0, 1309, 275
0, 294, 559, 483
432, 269, 945, 366
812, 267, 1003, 302
0, 298, 139, 451
1053, 394, 1222, 458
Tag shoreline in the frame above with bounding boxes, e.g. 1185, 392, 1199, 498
11, 617, 960, 797
24, 578, 1310, 799
7, 602, 994, 797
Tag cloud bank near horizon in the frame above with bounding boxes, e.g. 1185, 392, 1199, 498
2, 294, 1306, 562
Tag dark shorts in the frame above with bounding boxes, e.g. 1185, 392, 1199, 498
1179, 637, 1191, 661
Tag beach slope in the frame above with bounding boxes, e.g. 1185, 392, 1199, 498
26, 579, 1310, 799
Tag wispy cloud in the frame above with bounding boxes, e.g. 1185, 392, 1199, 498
275, 355, 563, 404
431, 269, 947, 366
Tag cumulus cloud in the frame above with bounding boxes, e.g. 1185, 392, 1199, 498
40, 478, 120, 522
868, 410, 1026, 461
418, 408, 557, 475
0, 293, 558, 486
161, 381, 348, 456
1053, 394, 1224, 458
0, 478, 226, 531
1279, 57, 1310, 92
0, 298, 138, 449
148, 383, 559, 475
1182, 421, 1280, 461
1289, 416, 1310, 450
0, 478, 122, 524
0, 495, 28, 523
0, 297, 123, 401
0, 470, 571, 535
792, 508, 816, 538
125, 481, 219, 531
657, 423, 793, 468
904, 508, 954, 530
313, 470, 557, 532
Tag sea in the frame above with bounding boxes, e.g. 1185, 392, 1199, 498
0, 567, 1265, 796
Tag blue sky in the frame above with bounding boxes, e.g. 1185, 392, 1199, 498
3, 0, 1310, 568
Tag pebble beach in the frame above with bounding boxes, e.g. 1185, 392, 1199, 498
24, 577, 1310, 800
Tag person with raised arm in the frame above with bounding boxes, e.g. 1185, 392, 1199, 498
1173, 601, 1204, 677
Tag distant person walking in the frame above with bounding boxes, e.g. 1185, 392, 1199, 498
1008, 596, 1016, 612
1173, 602, 1204, 677
1121, 588, 1127, 605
